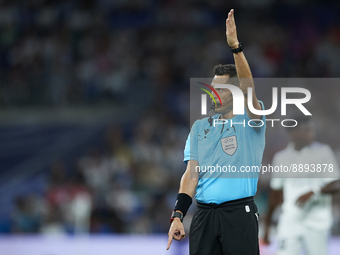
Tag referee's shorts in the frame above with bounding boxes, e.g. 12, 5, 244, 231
189, 196, 259, 255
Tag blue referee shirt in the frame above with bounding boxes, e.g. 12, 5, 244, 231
184, 101, 266, 204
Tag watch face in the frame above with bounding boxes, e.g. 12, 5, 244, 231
171, 212, 183, 221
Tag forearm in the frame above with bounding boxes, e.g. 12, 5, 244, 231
263, 191, 281, 243
264, 204, 277, 229
233, 51, 253, 79
265, 189, 283, 228
174, 161, 199, 215
178, 160, 199, 198
233, 51, 257, 99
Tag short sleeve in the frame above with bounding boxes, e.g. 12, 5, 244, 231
183, 121, 199, 164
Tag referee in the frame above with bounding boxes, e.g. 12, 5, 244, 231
166, 10, 266, 255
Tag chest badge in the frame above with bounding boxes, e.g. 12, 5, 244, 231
221, 135, 237, 156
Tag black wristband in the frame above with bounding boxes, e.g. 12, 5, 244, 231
230, 42, 243, 54
174, 193, 192, 217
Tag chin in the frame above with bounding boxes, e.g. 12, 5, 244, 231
215, 106, 232, 116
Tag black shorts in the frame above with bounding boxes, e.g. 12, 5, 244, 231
189, 196, 259, 255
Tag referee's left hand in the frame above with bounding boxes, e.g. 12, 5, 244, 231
166, 218, 185, 250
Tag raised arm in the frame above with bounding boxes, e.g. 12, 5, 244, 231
226, 9, 261, 119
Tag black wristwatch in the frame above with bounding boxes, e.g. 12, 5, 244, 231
230, 42, 243, 54
170, 211, 183, 223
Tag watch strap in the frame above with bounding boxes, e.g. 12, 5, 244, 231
230, 42, 243, 54
170, 211, 183, 223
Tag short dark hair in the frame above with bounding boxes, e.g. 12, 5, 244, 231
213, 64, 239, 86
213, 64, 237, 78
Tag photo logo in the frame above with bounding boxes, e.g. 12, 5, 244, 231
198, 83, 312, 128
196, 82, 222, 115
200, 84, 311, 116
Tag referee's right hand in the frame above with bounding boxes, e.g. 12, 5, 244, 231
166, 218, 185, 250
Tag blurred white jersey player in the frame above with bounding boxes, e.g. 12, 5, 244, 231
264, 117, 340, 255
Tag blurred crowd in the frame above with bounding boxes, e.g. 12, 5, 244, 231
11, 115, 189, 234
0, 0, 339, 108
2, 0, 340, 235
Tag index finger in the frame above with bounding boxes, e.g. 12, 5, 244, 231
166, 233, 174, 250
